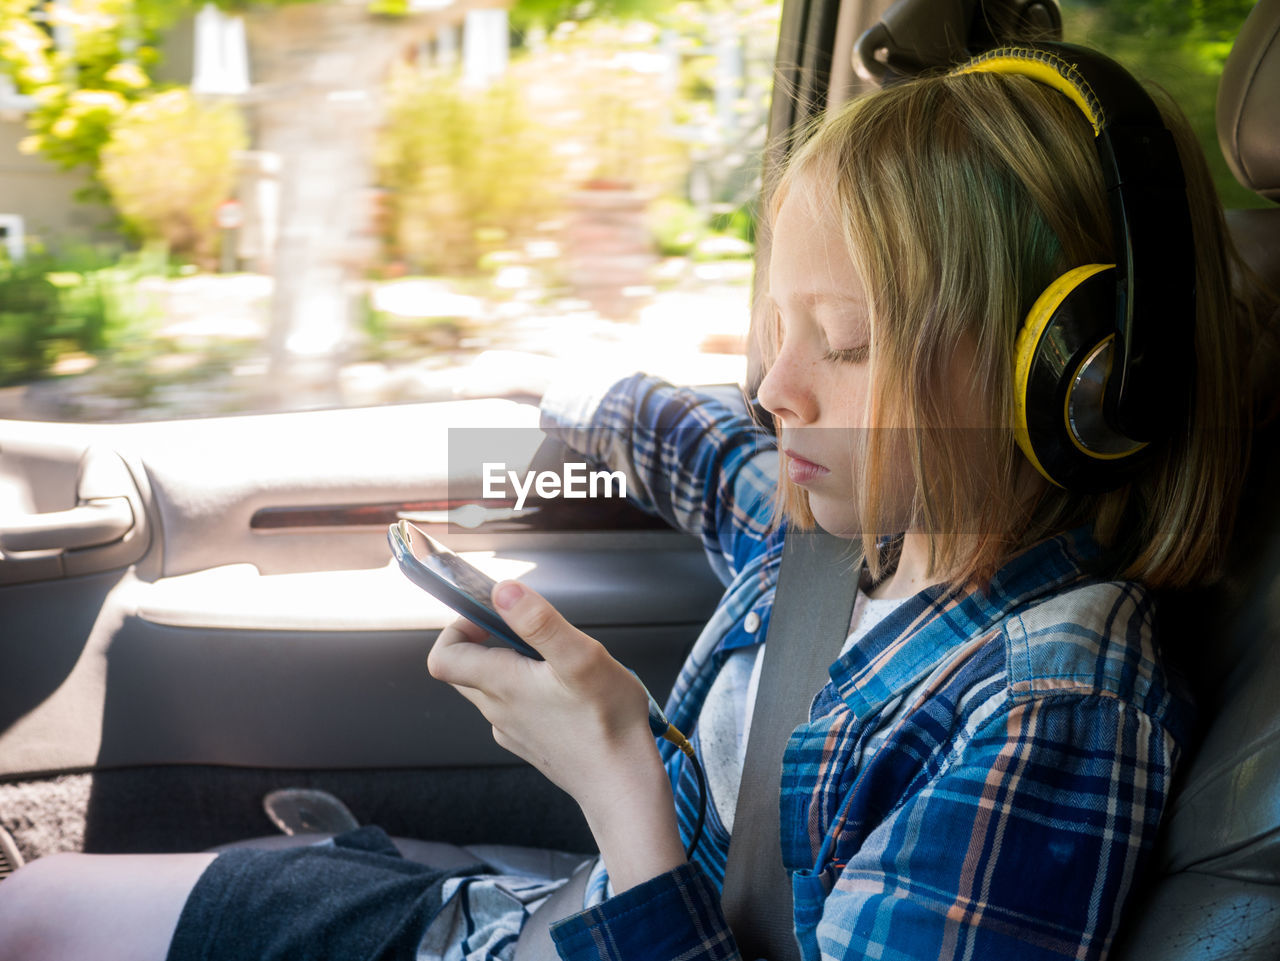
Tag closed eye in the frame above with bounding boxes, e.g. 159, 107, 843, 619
822, 345, 869, 363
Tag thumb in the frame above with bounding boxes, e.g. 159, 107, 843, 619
492, 580, 591, 668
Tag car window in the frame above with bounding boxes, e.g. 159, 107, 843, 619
0, 0, 781, 423
1, 0, 1260, 427
1059, 0, 1265, 211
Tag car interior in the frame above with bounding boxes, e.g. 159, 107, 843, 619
1, 0, 1278, 957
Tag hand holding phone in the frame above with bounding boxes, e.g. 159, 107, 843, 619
395, 518, 708, 857
387, 519, 542, 659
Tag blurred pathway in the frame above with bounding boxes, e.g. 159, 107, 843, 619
0, 262, 752, 422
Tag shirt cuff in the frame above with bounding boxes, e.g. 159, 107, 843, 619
539, 370, 645, 433
550, 862, 737, 961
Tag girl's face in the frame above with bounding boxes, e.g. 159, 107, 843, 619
757, 173, 879, 539
759, 172, 1013, 547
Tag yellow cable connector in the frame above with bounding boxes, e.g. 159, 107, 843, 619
661, 723, 698, 762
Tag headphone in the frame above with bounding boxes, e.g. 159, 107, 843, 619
954, 44, 1197, 493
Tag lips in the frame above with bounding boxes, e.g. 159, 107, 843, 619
783, 448, 829, 485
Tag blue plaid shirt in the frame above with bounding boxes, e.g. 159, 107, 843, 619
540, 374, 1192, 961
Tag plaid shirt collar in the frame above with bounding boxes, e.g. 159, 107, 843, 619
831, 526, 1100, 718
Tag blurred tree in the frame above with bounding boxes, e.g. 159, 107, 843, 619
99, 88, 247, 265
0, 255, 62, 385
511, 0, 667, 31
1062, 0, 1266, 208
0, 0, 405, 407
1073, 0, 1255, 41
0, 0, 315, 192
376, 65, 563, 273
0, 0, 161, 200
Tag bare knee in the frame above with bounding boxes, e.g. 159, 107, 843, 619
0, 850, 215, 961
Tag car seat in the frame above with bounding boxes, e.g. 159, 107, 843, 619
1108, 1, 1280, 958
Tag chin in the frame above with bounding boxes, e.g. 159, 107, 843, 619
807, 497, 861, 541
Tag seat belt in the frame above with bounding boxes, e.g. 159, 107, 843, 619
722, 528, 861, 961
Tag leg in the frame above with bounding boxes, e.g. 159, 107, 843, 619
0, 851, 216, 961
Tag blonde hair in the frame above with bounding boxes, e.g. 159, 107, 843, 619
763, 67, 1254, 589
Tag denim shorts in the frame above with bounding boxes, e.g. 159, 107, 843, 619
166, 826, 486, 961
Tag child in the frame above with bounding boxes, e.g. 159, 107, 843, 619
0, 45, 1252, 961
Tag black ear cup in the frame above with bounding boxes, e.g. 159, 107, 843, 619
1013, 265, 1148, 492
956, 42, 1196, 493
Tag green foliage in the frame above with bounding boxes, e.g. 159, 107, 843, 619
366, 0, 410, 16
0, 255, 62, 384
0, 246, 161, 386
511, 0, 668, 32
648, 196, 705, 255
709, 202, 756, 245
375, 66, 565, 274
0, 0, 171, 181
99, 89, 247, 264
204, 0, 321, 9
0, 0, 309, 187
1071, 0, 1255, 43
532, 18, 688, 189
662, 1, 780, 209
647, 197, 757, 259
1061, 0, 1269, 209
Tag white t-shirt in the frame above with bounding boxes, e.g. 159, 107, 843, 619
702, 589, 904, 831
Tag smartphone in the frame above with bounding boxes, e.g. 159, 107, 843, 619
388, 519, 542, 659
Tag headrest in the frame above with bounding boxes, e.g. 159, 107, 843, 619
853, 0, 1062, 83
1218, 0, 1280, 201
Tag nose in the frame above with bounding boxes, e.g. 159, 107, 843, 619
757, 340, 817, 426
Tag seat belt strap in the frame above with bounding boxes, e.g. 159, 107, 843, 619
722, 528, 861, 961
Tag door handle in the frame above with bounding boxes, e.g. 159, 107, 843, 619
0, 497, 135, 553
0, 445, 149, 584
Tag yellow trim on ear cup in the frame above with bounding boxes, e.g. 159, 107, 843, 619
956, 53, 1103, 137
1013, 263, 1114, 487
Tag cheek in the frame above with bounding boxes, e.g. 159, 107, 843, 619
825, 368, 872, 431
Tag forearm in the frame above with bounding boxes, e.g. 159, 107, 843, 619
577, 742, 687, 893
541, 373, 776, 569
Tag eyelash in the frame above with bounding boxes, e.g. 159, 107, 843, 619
823, 345, 869, 364
772, 306, 869, 364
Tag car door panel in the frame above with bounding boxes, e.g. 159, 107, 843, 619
0, 400, 725, 852
0, 562, 716, 777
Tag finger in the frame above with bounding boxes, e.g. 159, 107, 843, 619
428, 618, 522, 689
445, 615, 490, 644
491, 580, 597, 671
448, 683, 515, 746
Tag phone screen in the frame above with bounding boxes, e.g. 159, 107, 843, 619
388, 519, 541, 659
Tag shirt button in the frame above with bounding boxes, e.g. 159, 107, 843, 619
744, 612, 761, 633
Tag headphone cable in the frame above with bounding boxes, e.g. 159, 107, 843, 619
637, 672, 707, 860
658, 723, 707, 860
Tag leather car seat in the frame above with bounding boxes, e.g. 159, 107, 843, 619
1109, 2, 1280, 958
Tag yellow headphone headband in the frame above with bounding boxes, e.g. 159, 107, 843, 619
955, 47, 1105, 137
